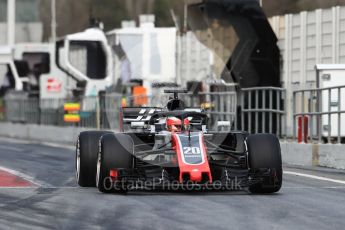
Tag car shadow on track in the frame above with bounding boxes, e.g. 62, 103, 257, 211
104, 189, 283, 196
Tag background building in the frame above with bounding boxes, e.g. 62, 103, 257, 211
0, 0, 42, 44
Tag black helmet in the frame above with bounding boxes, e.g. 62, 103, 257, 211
166, 98, 185, 111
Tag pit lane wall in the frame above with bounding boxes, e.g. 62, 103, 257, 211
0, 122, 99, 145
0, 122, 344, 170
280, 142, 345, 170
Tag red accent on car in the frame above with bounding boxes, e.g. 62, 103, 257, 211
172, 133, 212, 183
109, 169, 118, 181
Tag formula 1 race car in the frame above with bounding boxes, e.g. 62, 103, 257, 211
76, 90, 282, 193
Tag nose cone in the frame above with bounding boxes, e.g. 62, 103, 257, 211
190, 169, 202, 182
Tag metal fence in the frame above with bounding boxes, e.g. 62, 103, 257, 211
3, 96, 101, 128
267, 6, 345, 140
293, 85, 345, 144
101, 93, 123, 130
5, 85, 345, 144
181, 92, 237, 131
240, 87, 286, 137
0, 88, 287, 136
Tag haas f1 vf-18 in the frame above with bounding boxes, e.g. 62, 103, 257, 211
76, 90, 282, 193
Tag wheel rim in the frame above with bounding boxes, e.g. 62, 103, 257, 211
76, 138, 81, 181
96, 152, 101, 188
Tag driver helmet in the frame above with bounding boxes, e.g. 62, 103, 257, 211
166, 117, 182, 132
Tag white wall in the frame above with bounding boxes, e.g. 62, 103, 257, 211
269, 6, 345, 136
0, 22, 43, 44
269, 6, 345, 88
179, 32, 212, 86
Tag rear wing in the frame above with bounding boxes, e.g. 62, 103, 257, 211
121, 107, 205, 132
121, 107, 163, 131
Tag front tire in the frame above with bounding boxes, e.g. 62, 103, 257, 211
247, 134, 282, 194
96, 133, 134, 193
76, 131, 111, 187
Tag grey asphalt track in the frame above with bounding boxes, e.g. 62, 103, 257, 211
0, 137, 345, 230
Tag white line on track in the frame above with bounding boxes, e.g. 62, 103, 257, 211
283, 186, 345, 189
43, 142, 74, 150
0, 137, 74, 150
0, 145, 23, 152
285, 171, 345, 185
0, 166, 48, 187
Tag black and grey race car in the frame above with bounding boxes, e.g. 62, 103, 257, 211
76, 90, 282, 193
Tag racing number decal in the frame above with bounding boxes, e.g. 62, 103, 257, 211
178, 134, 204, 165
183, 147, 201, 155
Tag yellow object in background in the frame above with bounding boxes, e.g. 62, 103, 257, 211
201, 102, 213, 110
64, 103, 81, 123
121, 97, 127, 107
64, 103, 81, 111
64, 114, 80, 122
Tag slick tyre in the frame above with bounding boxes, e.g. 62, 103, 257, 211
247, 134, 282, 194
96, 133, 134, 193
76, 131, 112, 187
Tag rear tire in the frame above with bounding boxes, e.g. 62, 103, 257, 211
96, 133, 134, 193
247, 134, 282, 194
76, 131, 111, 187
